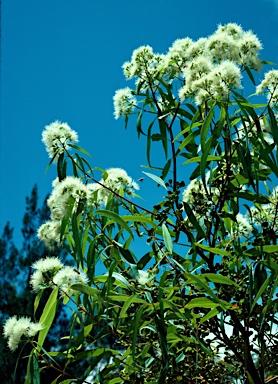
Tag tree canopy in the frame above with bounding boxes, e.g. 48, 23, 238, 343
3, 23, 278, 384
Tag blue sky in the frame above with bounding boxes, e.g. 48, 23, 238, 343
1, 0, 278, 246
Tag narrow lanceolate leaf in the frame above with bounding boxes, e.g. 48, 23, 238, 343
132, 305, 144, 359
185, 297, 224, 309
70, 283, 98, 297
121, 215, 157, 227
95, 272, 131, 288
200, 307, 220, 324
30, 354, 40, 384
38, 288, 59, 350
68, 143, 92, 157
162, 223, 173, 253
96, 209, 134, 238
182, 155, 221, 165
142, 172, 168, 190
250, 273, 276, 314
195, 243, 230, 256
203, 273, 239, 286
262, 245, 278, 253
200, 135, 213, 185
119, 295, 148, 318
201, 105, 215, 152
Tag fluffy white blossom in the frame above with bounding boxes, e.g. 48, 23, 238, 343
256, 70, 278, 106
95, 168, 139, 204
53, 266, 88, 297
136, 270, 154, 286
113, 87, 137, 119
122, 45, 164, 79
37, 219, 62, 249
164, 37, 193, 71
47, 176, 92, 221
30, 257, 64, 292
182, 179, 206, 206
231, 213, 253, 238
3, 316, 44, 351
206, 23, 261, 69
236, 117, 274, 145
42, 120, 78, 160
179, 58, 242, 104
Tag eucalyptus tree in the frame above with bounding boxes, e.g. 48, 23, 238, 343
3, 23, 278, 384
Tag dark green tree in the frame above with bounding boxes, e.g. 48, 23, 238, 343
0, 186, 69, 383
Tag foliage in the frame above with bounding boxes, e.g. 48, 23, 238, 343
0, 186, 75, 383
3, 24, 278, 384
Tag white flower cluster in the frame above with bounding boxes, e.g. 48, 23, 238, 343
231, 213, 253, 238
236, 117, 273, 145
136, 269, 154, 286
30, 256, 63, 292
47, 177, 92, 221
122, 45, 164, 80
38, 170, 138, 248
38, 177, 92, 249
182, 176, 220, 211
178, 54, 242, 105
42, 120, 78, 160
30, 256, 88, 297
206, 24, 261, 68
53, 266, 88, 297
90, 168, 139, 205
182, 176, 252, 238
114, 23, 262, 111
3, 316, 44, 351
249, 186, 278, 231
113, 87, 137, 119
256, 70, 278, 106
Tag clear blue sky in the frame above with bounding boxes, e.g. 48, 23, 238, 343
1, 0, 278, 246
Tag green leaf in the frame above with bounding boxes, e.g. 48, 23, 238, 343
183, 202, 206, 240
182, 155, 221, 165
142, 171, 168, 190
30, 353, 40, 384
119, 295, 148, 318
161, 159, 172, 180
201, 105, 215, 152
121, 215, 157, 227
262, 245, 278, 253
96, 209, 134, 238
34, 290, 43, 316
244, 65, 256, 85
200, 307, 220, 323
70, 283, 98, 296
68, 143, 92, 157
203, 273, 238, 286
185, 297, 223, 309
71, 212, 83, 264
175, 352, 185, 364
200, 136, 213, 185
132, 305, 144, 359
194, 243, 230, 256
136, 110, 144, 137
95, 272, 131, 288
178, 131, 199, 151
74, 347, 119, 361
147, 120, 156, 165
162, 224, 173, 253
37, 288, 59, 350
158, 119, 168, 158
268, 105, 278, 146
184, 273, 230, 309
108, 379, 124, 384
250, 273, 275, 314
